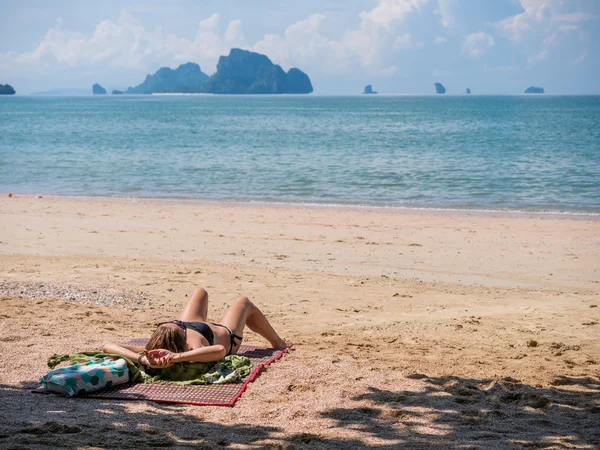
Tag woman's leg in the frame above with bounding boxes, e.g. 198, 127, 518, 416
220, 296, 286, 349
180, 287, 209, 322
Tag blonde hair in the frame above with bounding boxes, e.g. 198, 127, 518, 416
146, 326, 187, 353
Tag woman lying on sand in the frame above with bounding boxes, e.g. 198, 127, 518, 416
103, 288, 287, 368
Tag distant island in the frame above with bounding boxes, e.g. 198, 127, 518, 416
466, 88, 471, 94
126, 62, 208, 94
525, 86, 544, 94
363, 85, 377, 94
92, 83, 107, 95
0, 84, 16, 95
111, 90, 123, 95
434, 82, 446, 94
205, 49, 312, 94
122, 49, 312, 95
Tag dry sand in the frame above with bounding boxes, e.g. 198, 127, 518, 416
0, 195, 599, 449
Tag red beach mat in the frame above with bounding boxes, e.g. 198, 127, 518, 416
33, 340, 287, 406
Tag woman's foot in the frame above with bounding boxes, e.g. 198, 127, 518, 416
270, 338, 289, 349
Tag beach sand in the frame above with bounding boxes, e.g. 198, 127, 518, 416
1, 195, 599, 448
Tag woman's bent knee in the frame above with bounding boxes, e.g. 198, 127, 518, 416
236, 296, 252, 307
194, 287, 208, 298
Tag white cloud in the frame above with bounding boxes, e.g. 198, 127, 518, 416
498, 0, 555, 42
527, 48, 548, 65
394, 33, 413, 49
15, 12, 153, 69
558, 24, 579, 32
553, 11, 598, 23
434, 36, 447, 44
225, 20, 244, 44
340, 0, 429, 67
252, 14, 350, 73
359, 0, 429, 30
5, 10, 248, 74
435, 0, 454, 29
544, 24, 578, 47
462, 32, 494, 58
497, 0, 597, 67
253, 0, 430, 72
172, 14, 246, 64
573, 50, 588, 65
498, 0, 596, 41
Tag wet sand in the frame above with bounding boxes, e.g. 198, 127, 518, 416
1, 195, 599, 448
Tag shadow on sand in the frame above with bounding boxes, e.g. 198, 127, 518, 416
1, 374, 598, 448
322, 374, 600, 449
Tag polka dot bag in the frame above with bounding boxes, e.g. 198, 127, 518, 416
40, 357, 129, 396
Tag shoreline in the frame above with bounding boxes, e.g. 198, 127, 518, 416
2, 194, 598, 292
3, 192, 599, 221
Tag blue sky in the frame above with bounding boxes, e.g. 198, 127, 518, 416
1, 0, 598, 94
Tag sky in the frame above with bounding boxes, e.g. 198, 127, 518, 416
1, 0, 599, 94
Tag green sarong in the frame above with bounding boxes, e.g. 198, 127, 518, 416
47, 352, 252, 385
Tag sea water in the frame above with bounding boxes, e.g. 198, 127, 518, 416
1, 95, 599, 214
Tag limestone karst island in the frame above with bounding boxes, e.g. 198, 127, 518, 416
92, 83, 106, 95
525, 86, 545, 94
0, 84, 16, 95
98, 49, 313, 95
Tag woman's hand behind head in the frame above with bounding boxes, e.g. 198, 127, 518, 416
143, 349, 176, 368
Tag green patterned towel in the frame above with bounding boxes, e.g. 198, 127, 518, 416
47, 352, 252, 385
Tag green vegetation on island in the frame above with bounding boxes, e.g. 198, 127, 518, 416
122, 49, 313, 95
434, 82, 446, 94
92, 83, 107, 95
0, 84, 16, 95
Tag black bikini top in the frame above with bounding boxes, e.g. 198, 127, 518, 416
158, 320, 214, 345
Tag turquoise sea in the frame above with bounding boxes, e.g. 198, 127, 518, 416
0, 95, 599, 213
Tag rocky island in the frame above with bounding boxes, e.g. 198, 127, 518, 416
92, 83, 106, 95
122, 49, 312, 95
525, 86, 544, 94
363, 85, 377, 94
435, 82, 446, 94
111, 90, 123, 95
0, 84, 16, 95
466, 88, 471, 94
126, 62, 209, 94
202, 49, 312, 94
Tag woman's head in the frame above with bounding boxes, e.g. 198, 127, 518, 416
146, 324, 187, 352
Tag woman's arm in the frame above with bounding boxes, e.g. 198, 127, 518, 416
147, 345, 226, 364
175, 345, 227, 363
103, 343, 170, 368
102, 343, 142, 361
119, 344, 145, 352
